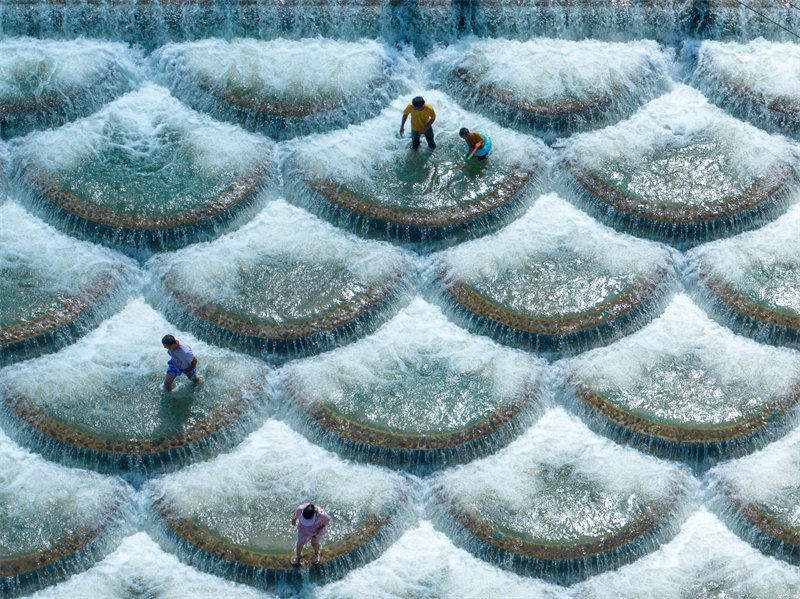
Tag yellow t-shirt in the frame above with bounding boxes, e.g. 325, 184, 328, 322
403, 103, 436, 131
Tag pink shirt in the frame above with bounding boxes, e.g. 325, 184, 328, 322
294, 503, 331, 542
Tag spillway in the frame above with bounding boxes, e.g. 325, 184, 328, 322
2, 0, 799, 597
11, 84, 277, 256
0, 37, 141, 138
0, 298, 270, 473
152, 38, 408, 140
561, 294, 800, 462
0, 429, 133, 596
430, 408, 695, 582
145, 419, 411, 584
283, 90, 550, 244
433, 192, 678, 356
282, 297, 546, 467
428, 38, 671, 139
0, 200, 137, 366
557, 84, 799, 245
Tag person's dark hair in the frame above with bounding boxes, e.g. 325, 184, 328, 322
161, 334, 176, 347
459, 127, 470, 136
302, 504, 316, 519
412, 96, 425, 108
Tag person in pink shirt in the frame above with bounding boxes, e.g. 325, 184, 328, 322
290, 502, 331, 565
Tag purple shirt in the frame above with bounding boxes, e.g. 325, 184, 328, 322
294, 503, 331, 542
168, 340, 195, 371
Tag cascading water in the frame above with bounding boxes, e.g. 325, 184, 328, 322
2, 0, 799, 598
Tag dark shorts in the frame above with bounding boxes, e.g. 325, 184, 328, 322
167, 359, 196, 380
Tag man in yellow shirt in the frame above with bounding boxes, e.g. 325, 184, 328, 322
399, 96, 436, 150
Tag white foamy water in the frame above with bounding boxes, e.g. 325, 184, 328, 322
316, 520, 567, 599
284, 89, 549, 190
697, 39, 800, 105
709, 425, 800, 516
434, 408, 692, 545
0, 36, 139, 103
687, 203, 800, 315
437, 192, 673, 316
153, 37, 393, 103
147, 419, 408, 553
565, 294, 800, 428
147, 198, 410, 320
288, 297, 543, 435
559, 84, 798, 206
22, 533, 273, 599
429, 37, 670, 104
573, 508, 800, 598
0, 298, 267, 439
0, 200, 136, 328
0, 428, 129, 556
15, 83, 268, 178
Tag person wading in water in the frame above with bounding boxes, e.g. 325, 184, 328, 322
459, 127, 492, 168
399, 95, 436, 150
291, 502, 331, 565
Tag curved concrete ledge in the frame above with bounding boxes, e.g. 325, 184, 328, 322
570, 380, 800, 445
697, 60, 800, 123
0, 270, 117, 360
161, 268, 407, 344
698, 268, 800, 334
198, 75, 387, 118
435, 487, 680, 562
452, 66, 619, 118
153, 492, 407, 576
300, 168, 536, 229
566, 161, 794, 224
0, 500, 124, 592
440, 267, 668, 338
2, 381, 260, 459
22, 159, 270, 231
285, 378, 536, 453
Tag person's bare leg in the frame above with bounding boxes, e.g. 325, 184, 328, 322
163, 373, 176, 391
189, 370, 202, 387
311, 538, 321, 564
292, 540, 305, 565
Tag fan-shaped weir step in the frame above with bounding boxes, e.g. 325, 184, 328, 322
317, 521, 568, 599
430, 408, 694, 582
428, 38, 669, 138
0, 0, 400, 50
146, 198, 414, 360
282, 297, 546, 467
561, 294, 800, 461
0, 430, 132, 596
0, 201, 137, 366
153, 38, 406, 140
0, 298, 269, 471
14, 533, 272, 599
708, 425, 800, 564
0, 37, 140, 138
572, 508, 800, 598
692, 39, 800, 138
699, 1, 800, 46
146, 419, 411, 583
433, 193, 677, 356
557, 84, 799, 245
283, 90, 549, 243
11, 84, 277, 256
686, 192, 800, 348
464, 0, 687, 41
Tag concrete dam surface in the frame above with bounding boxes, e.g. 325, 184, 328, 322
0, 1, 799, 598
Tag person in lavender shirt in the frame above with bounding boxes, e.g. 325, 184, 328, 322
161, 334, 202, 392
290, 502, 331, 566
